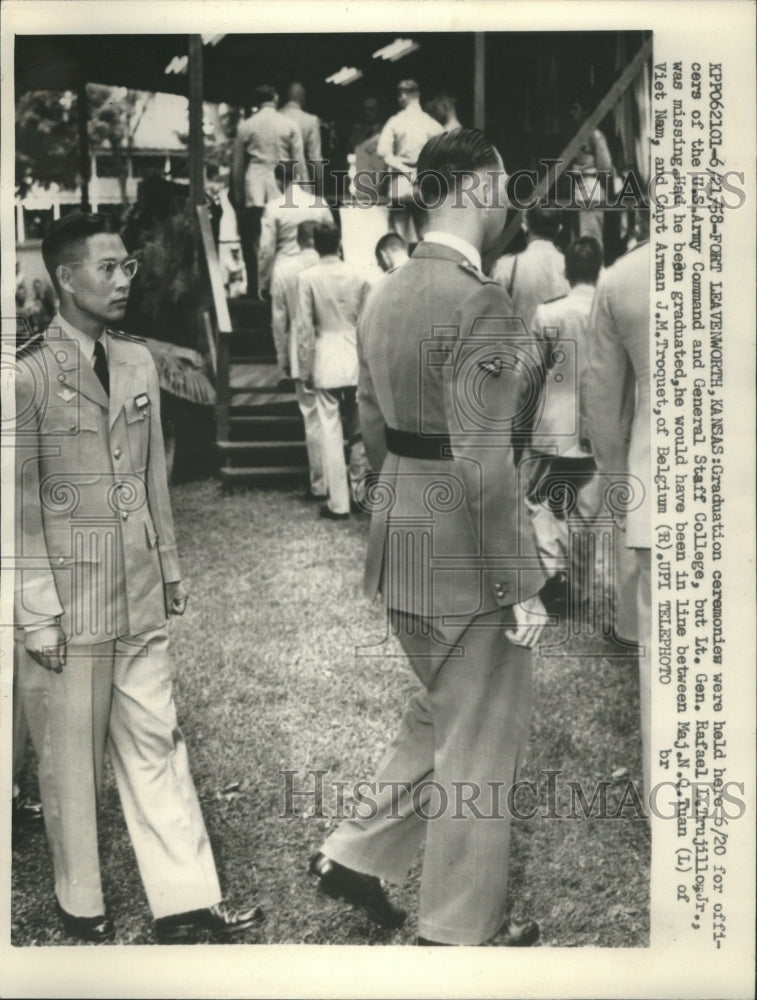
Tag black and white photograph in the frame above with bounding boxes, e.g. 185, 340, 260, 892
1, 2, 754, 998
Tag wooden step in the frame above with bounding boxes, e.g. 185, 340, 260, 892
227, 414, 304, 441
219, 465, 309, 488
229, 401, 301, 417
218, 440, 308, 465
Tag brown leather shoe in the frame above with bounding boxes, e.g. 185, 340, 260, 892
155, 901, 264, 943
418, 917, 539, 947
309, 852, 406, 928
55, 900, 115, 943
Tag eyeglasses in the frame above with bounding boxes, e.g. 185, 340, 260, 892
68, 258, 140, 280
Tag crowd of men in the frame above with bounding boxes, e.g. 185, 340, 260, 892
13, 75, 650, 946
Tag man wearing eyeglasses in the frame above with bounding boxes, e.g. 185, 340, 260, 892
14, 212, 262, 944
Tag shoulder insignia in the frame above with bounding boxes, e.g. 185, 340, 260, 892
106, 328, 147, 344
543, 293, 568, 305
457, 260, 496, 284
15, 332, 44, 358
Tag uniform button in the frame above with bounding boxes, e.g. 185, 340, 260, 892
114, 448, 122, 459
57, 373, 66, 383
57, 556, 65, 565
122, 512, 129, 521
69, 422, 76, 431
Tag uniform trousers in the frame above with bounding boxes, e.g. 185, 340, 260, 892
295, 379, 326, 497
16, 625, 221, 919
12, 654, 29, 795
236, 206, 264, 297
321, 607, 532, 945
525, 452, 600, 600
314, 385, 358, 515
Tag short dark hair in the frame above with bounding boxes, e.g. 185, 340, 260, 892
313, 221, 341, 257
397, 79, 419, 94
527, 205, 563, 239
297, 219, 317, 247
564, 236, 603, 285
254, 84, 277, 107
415, 127, 499, 207
42, 212, 116, 293
374, 232, 406, 262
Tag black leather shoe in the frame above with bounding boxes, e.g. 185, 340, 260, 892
319, 504, 350, 521
495, 917, 540, 946
417, 918, 539, 947
309, 852, 406, 929
155, 901, 264, 943
55, 900, 115, 943
12, 794, 44, 828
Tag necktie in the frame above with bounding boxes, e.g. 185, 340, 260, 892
93, 339, 110, 396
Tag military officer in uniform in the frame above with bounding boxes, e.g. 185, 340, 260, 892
308, 130, 547, 946
14, 212, 261, 943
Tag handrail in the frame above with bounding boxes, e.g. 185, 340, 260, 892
196, 204, 232, 337
196, 203, 232, 443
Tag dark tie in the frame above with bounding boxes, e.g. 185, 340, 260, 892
93, 339, 109, 396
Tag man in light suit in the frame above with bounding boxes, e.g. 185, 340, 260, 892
257, 178, 332, 298
231, 84, 305, 296
271, 220, 326, 500
296, 222, 370, 519
582, 212, 651, 791
14, 213, 261, 943
308, 130, 547, 945
280, 82, 323, 187
490, 205, 570, 334
525, 236, 603, 607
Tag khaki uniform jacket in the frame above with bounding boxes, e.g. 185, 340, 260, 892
271, 248, 320, 377
257, 186, 332, 293
358, 242, 546, 619
296, 256, 370, 389
15, 325, 180, 644
530, 283, 596, 458
232, 106, 305, 208
490, 239, 570, 334
582, 242, 650, 548
280, 102, 322, 170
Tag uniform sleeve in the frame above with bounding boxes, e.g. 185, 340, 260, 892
271, 270, 290, 370
582, 275, 635, 476
257, 206, 277, 293
307, 118, 322, 167
14, 365, 64, 629
356, 310, 386, 472
144, 357, 181, 584
295, 274, 316, 384
288, 124, 306, 182
376, 119, 398, 169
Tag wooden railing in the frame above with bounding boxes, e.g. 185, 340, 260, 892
196, 204, 232, 441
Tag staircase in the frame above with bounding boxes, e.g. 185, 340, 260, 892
196, 206, 309, 487
216, 297, 309, 487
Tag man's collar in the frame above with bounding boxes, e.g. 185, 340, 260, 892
422, 231, 482, 272
49, 312, 107, 362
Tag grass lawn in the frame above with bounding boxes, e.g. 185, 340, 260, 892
11, 479, 649, 947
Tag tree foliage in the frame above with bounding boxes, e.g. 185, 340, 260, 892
15, 85, 155, 198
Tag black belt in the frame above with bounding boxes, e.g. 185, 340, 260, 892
385, 426, 453, 460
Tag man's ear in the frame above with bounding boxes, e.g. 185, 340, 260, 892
56, 264, 75, 295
